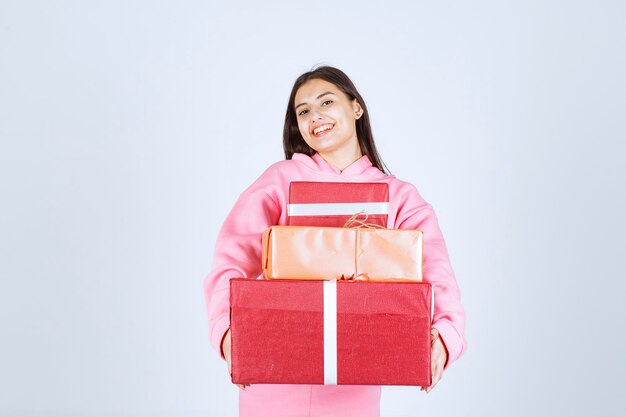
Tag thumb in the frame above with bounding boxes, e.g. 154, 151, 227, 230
430, 328, 440, 344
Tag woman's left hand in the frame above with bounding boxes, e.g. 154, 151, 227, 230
421, 328, 448, 393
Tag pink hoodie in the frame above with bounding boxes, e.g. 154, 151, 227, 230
204, 152, 466, 368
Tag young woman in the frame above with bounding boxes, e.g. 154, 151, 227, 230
204, 66, 466, 417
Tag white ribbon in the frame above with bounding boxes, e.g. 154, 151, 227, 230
431, 287, 435, 320
323, 280, 338, 385
288, 202, 389, 216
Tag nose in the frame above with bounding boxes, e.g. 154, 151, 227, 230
309, 109, 322, 123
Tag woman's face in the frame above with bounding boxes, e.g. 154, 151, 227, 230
294, 78, 363, 158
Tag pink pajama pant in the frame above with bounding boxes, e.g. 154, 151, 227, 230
239, 384, 381, 417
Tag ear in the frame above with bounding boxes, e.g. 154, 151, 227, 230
352, 99, 363, 119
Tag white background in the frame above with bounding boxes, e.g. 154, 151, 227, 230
1, 1, 625, 416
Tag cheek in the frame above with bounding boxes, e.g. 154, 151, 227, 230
296, 120, 308, 137
332, 108, 350, 125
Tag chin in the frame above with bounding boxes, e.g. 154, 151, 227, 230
305, 139, 334, 153
310, 144, 337, 155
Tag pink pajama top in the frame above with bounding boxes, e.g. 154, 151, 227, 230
204, 153, 466, 417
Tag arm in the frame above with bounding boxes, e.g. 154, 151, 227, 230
394, 185, 467, 368
203, 173, 281, 356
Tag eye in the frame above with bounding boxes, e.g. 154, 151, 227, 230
297, 109, 309, 116
321, 100, 333, 106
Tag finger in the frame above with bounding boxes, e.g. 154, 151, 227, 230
427, 361, 445, 393
225, 354, 232, 376
425, 374, 436, 393
425, 375, 438, 393
431, 340, 446, 382
429, 371, 441, 392
426, 360, 444, 393
426, 373, 436, 393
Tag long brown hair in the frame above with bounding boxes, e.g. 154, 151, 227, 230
283, 66, 389, 174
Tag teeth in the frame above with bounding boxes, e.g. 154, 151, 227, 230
314, 124, 333, 135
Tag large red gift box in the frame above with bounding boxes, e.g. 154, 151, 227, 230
287, 182, 389, 227
230, 278, 432, 386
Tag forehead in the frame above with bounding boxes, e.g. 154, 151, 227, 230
295, 79, 342, 103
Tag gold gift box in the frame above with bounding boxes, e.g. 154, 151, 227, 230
261, 226, 423, 282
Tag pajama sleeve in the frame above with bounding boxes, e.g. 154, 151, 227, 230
203, 171, 281, 355
394, 184, 467, 367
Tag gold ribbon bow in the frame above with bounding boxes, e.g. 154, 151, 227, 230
342, 210, 385, 230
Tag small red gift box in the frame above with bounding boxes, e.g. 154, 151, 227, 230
230, 279, 432, 386
287, 182, 389, 227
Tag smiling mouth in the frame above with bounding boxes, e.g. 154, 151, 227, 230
312, 123, 334, 137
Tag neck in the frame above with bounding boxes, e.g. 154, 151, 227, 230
318, 143, 363, 172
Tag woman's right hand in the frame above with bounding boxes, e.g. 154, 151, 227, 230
222, 328, 249, 390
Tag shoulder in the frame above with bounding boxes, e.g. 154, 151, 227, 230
383, 176, 434, 226
258, 158, 307, 179
241, 159, 299, 190
386, 175, 427, 205
238, 158, 306, 203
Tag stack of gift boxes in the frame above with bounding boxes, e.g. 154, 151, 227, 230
230, 182, 432, 386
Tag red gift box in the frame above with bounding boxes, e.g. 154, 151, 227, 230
287, 182, 389, 227
230, 278, 432, 386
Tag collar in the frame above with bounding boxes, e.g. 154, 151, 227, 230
292, 152, 374, 177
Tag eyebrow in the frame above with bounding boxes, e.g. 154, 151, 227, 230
295, 92, 336, 110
